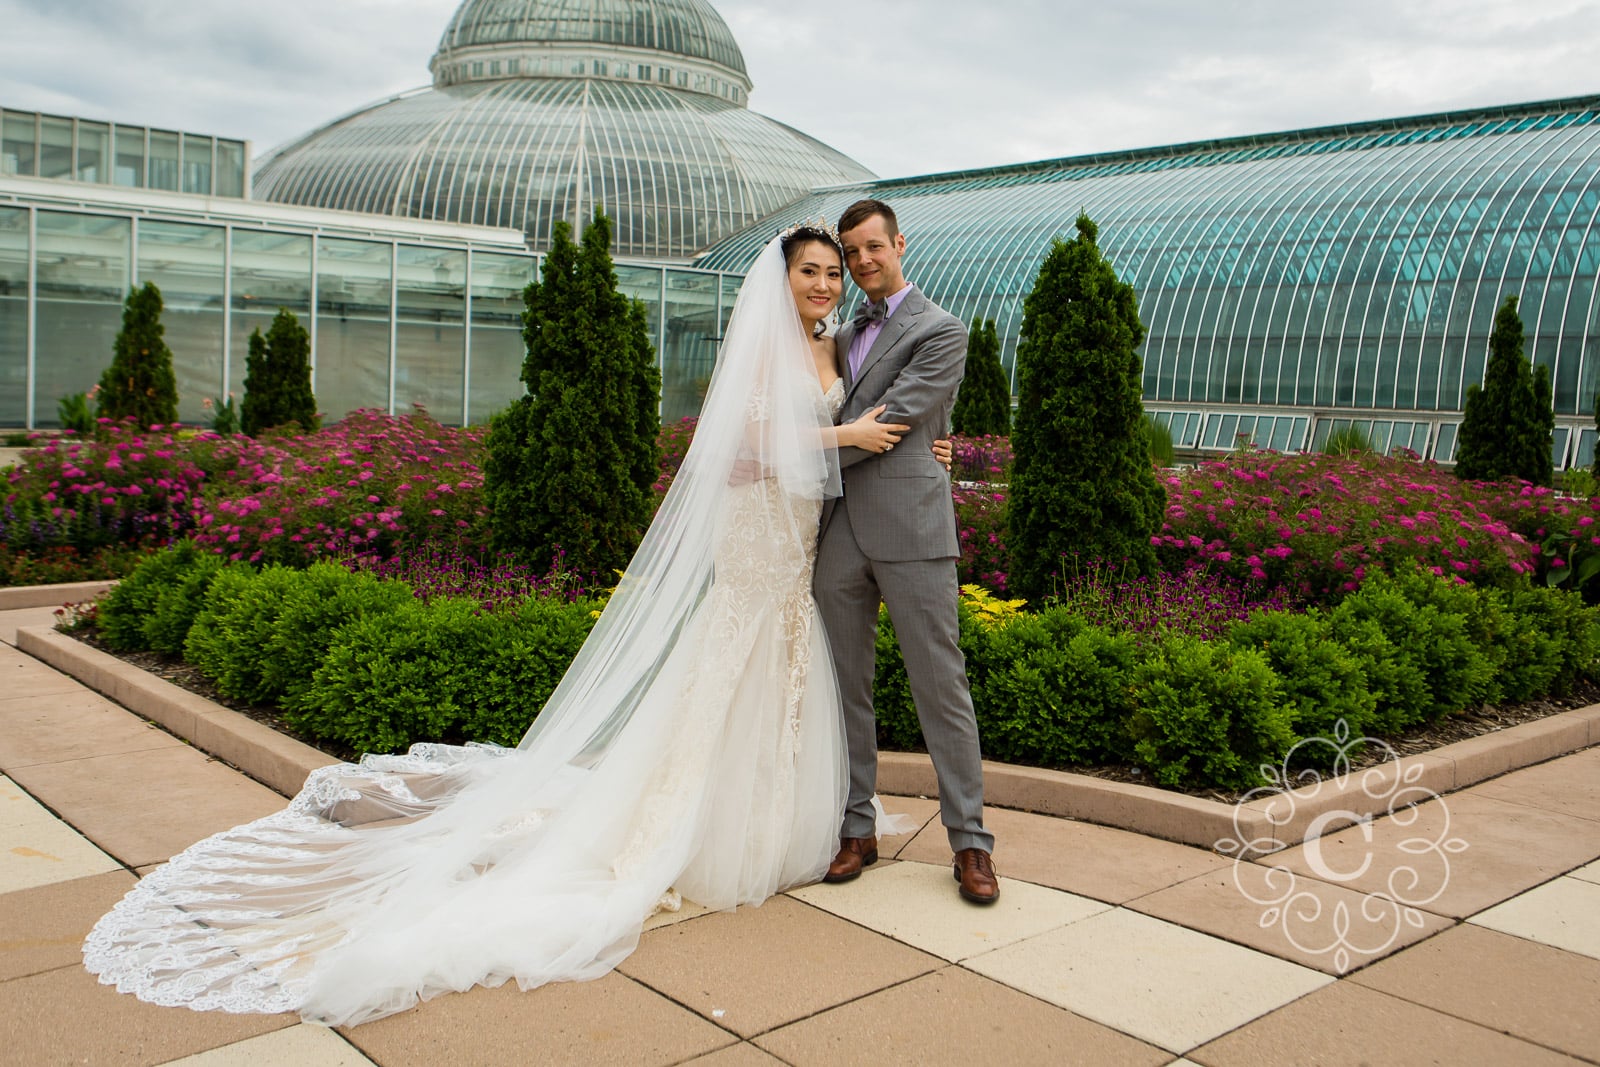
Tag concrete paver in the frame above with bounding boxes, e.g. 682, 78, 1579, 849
789, 857, 1109, 962
617, 894, 941, 1039
154, 1025, 377, 1067
0, 869, 134, 982
1571, 858, 1600, 886
1467, 744, 1600, 824
1189, 980, 1585, 1066
1349, 923, 1600, 1061
0, 689, 184, 769
755, 965, 1171, 1067
964, 907, 1333, 1054
1127, 860, 1453, 974
1468, 875, 1600, 961
0, 774, 123, 892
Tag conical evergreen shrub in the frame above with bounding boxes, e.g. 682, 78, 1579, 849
97, 282, 178, 430
952, 318, 1011, 436
1454, 295, 1553, 485
483, 212, 661, 577
240, 308, 317, 436
1009, 213, 1165, 602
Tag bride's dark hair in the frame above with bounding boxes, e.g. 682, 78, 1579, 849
780, 225, 844, 268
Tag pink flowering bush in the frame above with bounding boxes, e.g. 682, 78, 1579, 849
654, 417, 697, 496
1153, 451, 1536, 603
949, 433, 1013, 484
3, 419, 206, 557
189, 410, 489, 565
954, 484, 1010, 593
1051, 556, 1292, 642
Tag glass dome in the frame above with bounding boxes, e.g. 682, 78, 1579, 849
252, 0, 871, 259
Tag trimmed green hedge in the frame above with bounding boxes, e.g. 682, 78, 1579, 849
92, 548, 1600, 790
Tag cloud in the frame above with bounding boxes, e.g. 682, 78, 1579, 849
2, 0, 1596, 176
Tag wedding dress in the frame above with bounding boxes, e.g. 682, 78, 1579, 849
83, 237, 864, 1026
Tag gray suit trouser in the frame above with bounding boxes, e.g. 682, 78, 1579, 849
814, 497, 994, 854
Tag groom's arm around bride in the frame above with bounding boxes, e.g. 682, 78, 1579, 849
814, 198, 999, 905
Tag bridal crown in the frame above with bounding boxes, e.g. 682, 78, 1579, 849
779, 217, 841, 247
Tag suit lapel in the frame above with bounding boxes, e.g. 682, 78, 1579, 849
845, 287, 922, 404
834, 321, 856, 391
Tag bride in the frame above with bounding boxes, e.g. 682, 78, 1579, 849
83, 223, 931, 1026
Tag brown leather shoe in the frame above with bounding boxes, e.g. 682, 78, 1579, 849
953, 848, 999, 904
823, 836, 878, 883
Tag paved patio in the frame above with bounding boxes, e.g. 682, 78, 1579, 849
2, 603, 1598, 1066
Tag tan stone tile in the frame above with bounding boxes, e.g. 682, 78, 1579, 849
789, 857, 1107, 961
680, 1042, 787, 1066
1190, 980, 1582, 1066
0, 869, 135, 981
155, 1025, 376, 1066
895, 805, 1229, 904
1270, 792, 1600, 919
1350, 923, 1600, 1060
0, 607, 64, 646
0, 961, 294, 1066
1470, 875, 1600, 961
0, 690, 181, 769
342, 972, 734, 1067
1571, 858, 1600, 886
878, 793, 941, 857
0, 647, 83, 699
1129, 860, 1452, 974
0, 775, 123, 892
642, 897, 711, 932
7, 748, 285, 869
1467, 746, 1600, 824
758, 965, 1169, 1066
964, 907, 1330, 1054
617, 894, 940, 1038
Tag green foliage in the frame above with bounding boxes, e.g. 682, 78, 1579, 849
977, 609, 1139, 765
951, 318, 1011, 436
97, 282, 178, 430
1454, 295, 1553, 485
1321, 424, 1372, 456
1563, 467, 1597, 498
291, 595, 599, 753
261, 564, 416, 710
97, 541, 217, 651
1127, 637, 1291, 790
1507, 584, 1600, 695
1009, 213, 1165, 600
1145, 415, 1175, 467
240, 309, 317, 436
57, 392, 95, 436
183, 564, 301, 702
483, 213, 661, 577
1227, 610, 1374, 764
209, 395, 238, 436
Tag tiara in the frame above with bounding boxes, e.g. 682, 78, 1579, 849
779, 217, 841, 245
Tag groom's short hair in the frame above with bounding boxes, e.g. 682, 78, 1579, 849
838, 199, 899, 240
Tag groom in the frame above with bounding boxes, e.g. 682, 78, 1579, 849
814, 199, 998, 904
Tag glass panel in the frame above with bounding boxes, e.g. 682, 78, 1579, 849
395, 245, 466, 424
614, 264, 662, 353
148, 130, 179, 191
76, 121, 108, 183
1575, 428, 1596, 472
216, 141, 245, 198
468, 252, 533, 424
1434, 422, 1459, 463
719, 274, 741, 339
34, 211, 131, 426
38, 117, 72, 180
2, 112, 35, 177
314, 238, 390, 421
661, 270, 717, 422
0, 207, 28, 426
231, 230, 313, 413
114, 128, 144, 188
137, 221, 225, 426
1552, 427, 1572, 470
182, 134, 213, 195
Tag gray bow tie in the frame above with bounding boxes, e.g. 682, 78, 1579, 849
852, 301, 888, 330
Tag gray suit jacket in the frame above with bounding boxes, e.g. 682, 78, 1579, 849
823, 285, 965, 562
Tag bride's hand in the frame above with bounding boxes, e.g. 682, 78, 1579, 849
840, 405, 909, 453
931, 438, 954, 473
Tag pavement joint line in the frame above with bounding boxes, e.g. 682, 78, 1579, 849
16, 622, 1600, 856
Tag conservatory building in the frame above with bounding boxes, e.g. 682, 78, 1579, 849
700, 94, 1600, 469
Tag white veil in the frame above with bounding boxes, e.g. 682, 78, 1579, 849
82, 235, 850, 1025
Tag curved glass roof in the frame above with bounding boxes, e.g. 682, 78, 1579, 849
254, 78, 872, 259
436, 0, 747, 79
699, 95, 1600, 419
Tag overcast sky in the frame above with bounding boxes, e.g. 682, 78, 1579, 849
2, 0, 1598, 180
